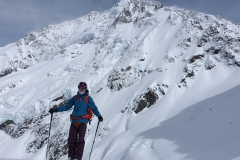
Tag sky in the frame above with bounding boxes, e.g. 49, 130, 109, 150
0, 0, 240, 47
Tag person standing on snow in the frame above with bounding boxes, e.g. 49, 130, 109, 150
49, 82, 103, 160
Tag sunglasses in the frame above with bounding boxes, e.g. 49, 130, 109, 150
79, 87, 86, 90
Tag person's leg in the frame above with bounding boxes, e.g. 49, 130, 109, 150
68, 123, 78, 159
75, 123, 87, 160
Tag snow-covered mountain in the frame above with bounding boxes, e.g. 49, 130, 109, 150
1, 0, 240, 159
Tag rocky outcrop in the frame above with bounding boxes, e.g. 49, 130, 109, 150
113, 0, 163, 26
179, 54, 205, 87
0, 95, 69, 160
107, 66, 164, 91
130, 84, 169, 114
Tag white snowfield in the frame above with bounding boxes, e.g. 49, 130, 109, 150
0, 0, 240, 160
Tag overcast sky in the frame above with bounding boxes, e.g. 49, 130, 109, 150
0, 0, 240, 47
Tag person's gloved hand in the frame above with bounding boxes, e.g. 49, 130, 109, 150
98, 116, 103, 122
49, 108, 58, 114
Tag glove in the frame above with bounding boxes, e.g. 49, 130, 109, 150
98, 116, 103, 122
49, 108, 58, 114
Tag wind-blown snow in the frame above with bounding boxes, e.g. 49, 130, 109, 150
0, 0, 240, 159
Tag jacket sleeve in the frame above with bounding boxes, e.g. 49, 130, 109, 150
88, 96, 101, 117
57, 97, 74, 112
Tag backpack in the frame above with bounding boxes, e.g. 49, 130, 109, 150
70, 95, 94, 126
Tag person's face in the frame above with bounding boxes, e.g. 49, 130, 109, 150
79, 87, 86, 92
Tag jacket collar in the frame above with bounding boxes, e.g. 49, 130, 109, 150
77, 90, 89, 97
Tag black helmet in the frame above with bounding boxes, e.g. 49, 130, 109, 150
78, 82, 87, 88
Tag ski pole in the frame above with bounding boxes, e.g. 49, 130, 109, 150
46, 113, 53, 160
89, 120, 100, 160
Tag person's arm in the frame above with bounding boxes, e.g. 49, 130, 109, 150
88, 96, 101, 117
57, 97, 74, 112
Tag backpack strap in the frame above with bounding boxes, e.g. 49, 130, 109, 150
85, 95, 89, 105
71, 95, 93, 126
74, 95, 88, 104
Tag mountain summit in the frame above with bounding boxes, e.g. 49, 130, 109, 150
0, 0, 240, 159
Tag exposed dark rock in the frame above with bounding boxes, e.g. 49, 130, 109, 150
134, 89, 159, 114
135, 99, 147, 113
189, 54, 204, 63
197, 34, 208, 47
186, 70, 195, 78
0, 68, 16, 78
164, 55, 175, 63
140, 5, 145, 13
179, 71, 195, 88
0, 80, 23, 93
154, 3, 163, 10
0, 119, 32, 139
190, 20, 203, 30
108, 66, 166, 91
0, 95, 69, 159
52, 95, 68, 107
0, 120, 15, 129
207, 26, 219, 35
25, 111, 69, 160
27, 124, 49, 153
213, 48, 222, 54
146, 11, 153, 17
222, 51, 234, 60
0, 57, 33, 78
180, 71, 195, 83
118, 8, 133, 23
198, 26, 220, 47
96, 88, 103, 93
52, 95, 64, 101
113, 0, 162, 26
126, 66, 132, 71
205, 60, 216, 70
158, 84, 169, 95
27, 54, 32, 58
24, 32, 37, 45
124, 9, 132, 17
235, 61, 240, 67
39, 129, 69, 160
215, 36, 224, 42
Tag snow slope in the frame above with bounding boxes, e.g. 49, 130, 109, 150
0, 0, 240, 159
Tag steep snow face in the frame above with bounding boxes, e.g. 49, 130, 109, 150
1, 0, 240, 159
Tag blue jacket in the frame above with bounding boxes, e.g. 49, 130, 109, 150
57, 90, 101, 124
